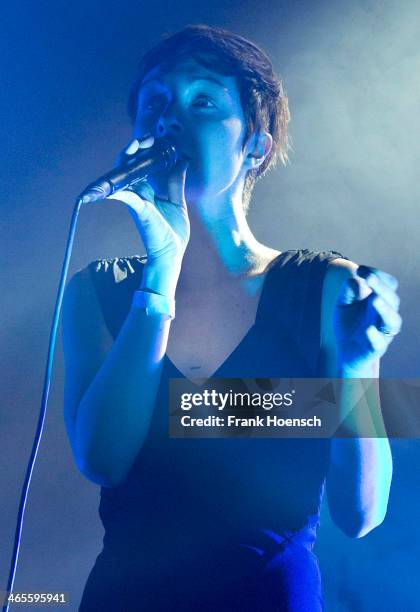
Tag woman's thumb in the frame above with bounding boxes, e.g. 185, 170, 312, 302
337, 276, 365, 306
106, 189, 146, 214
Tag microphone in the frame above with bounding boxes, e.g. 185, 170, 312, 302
77, 137, 177, 204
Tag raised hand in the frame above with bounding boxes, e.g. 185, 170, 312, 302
107, 134, 191, 264
333, 265, 402, 374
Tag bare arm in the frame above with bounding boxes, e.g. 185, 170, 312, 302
62, 137, 190, 487
62, 258, 181, 488
319, 258, 393, 538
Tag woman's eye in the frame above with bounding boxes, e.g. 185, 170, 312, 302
192, 96, 215, 108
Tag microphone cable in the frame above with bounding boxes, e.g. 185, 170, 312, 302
1, 197, 83, 612
1, 137, 177, 610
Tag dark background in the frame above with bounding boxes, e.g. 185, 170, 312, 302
1, 0, 419, 609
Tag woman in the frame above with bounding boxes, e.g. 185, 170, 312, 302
62, 24, 401, 611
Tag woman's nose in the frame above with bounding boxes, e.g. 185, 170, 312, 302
156, 101, 183, 137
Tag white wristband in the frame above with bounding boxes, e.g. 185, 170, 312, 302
132, 290, 175, 320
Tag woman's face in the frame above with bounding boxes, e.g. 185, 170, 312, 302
133, 56, 251, 203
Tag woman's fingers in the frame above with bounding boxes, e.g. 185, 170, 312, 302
337, 277, 366, 306
115, 133, 154, 166
137, 134, 154, 149
372, 294, 403, 336
123, 139, 140, 155
357, 265, 399, 290
365, 325, 389, 357
115, 135, 189, 209
356, 266, 400, 310
105, 135, 191, 260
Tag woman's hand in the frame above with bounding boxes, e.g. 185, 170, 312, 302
333, 265, 402, 374
107, 135, 191, 264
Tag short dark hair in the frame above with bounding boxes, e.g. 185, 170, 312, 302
128, 24, 290, 214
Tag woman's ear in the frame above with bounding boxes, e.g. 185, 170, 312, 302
245, 132, 273, 170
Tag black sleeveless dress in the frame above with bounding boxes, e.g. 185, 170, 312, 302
77, 249, 347, 611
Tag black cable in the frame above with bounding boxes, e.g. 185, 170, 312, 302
2, 197, 84, 612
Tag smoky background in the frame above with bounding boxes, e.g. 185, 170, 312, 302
0, 0, 418, 609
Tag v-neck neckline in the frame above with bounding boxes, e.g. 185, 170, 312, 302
164, 252, 284, 385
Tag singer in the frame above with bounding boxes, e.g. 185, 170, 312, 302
62, 25, 401, 611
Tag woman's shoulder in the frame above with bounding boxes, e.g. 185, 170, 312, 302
277, 248, 349, 267
269, 249, 350, 283
85, 254, 147, 284
67, 255, 148, 339
69, 253, 147, 305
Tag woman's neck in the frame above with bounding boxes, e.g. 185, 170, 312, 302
177, 195, 279, 290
